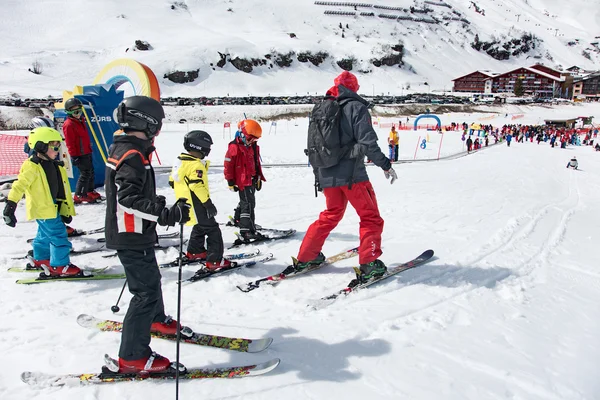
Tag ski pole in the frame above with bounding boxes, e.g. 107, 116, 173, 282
111, 279, 127, 313
175, 200, 186, 400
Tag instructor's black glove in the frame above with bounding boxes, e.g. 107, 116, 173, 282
155, 195, 166, 208
3, 200, 17, 228
158, 199, 191, 226
61, 215, 73, 224
203, 198, 217, 219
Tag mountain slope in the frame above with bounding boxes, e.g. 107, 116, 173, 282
0, 0, 598, 97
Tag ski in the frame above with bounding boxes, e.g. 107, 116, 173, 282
236, 247, 359, 293
97, 231, 179, 243
16, 272, 126, 285
186, 253, 274, 283
318, 249, 435, 303
11, 246, 109, 260
76, 314, 273, 353
159, 248, 261, 269
8, 265, 108, 274
223, 215, 295, 235
228, 229, 296, 249
21, 357, 280, 387
26, 227, 105, 243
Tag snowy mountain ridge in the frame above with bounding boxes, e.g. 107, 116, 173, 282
0, 0, 599, 97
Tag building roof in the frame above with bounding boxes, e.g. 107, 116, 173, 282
573, 71, 600, 83
493, 66, 565, 82
452, 70, 498, 81
529, 63, 563, 76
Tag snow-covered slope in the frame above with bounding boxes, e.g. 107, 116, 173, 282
1, 0, 598, 98
1, 109, 600, 399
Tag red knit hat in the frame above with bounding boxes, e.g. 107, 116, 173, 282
334, 71, 360, 92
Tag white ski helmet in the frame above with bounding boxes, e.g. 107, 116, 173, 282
30, 116, 54, 129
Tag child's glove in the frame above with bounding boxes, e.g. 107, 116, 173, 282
254, 178, 262, 191
203, 199, 217, 219
61, 215, 73, 224
3, 200, 17, 228
227, 180, 239, 192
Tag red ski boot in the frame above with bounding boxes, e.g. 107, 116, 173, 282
205, 259, 233, 271
150, 316, 192, 338
117, 352, 172, 374
41, 264, 84, 277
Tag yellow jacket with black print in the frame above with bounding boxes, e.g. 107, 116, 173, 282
8, 155, 75, 220
169, 153, 210, 226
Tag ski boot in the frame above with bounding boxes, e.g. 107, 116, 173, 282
284, 252, 326, 274
88, 191, 102, 201
240, 231, 267, 243
347, 260, 387, 288
40, 263, 89, 278
111, 352, 173, 374
73, 194, 97, 204
205, 258, 233, 271
182, 251, 207, 263
150, 316, 193, 338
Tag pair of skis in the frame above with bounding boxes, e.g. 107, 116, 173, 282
22, 314, 278, 387
236, 247, 435, 306
159, 248, 274, 283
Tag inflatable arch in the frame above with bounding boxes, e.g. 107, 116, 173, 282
54, 59, 160, 188
413, 114, 441, 130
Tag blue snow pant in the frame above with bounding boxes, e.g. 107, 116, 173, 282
33, 214, 72, 267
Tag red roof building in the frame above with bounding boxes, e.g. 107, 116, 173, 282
452, 71, 497, 93
490, 67, 565, 98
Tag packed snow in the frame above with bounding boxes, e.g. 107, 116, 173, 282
1, 101, 599, 399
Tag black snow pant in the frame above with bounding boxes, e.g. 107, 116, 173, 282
233, 186, 257, 233
187, 214, 224, 262
72, 154, 95, 196
117, 248, 168, 361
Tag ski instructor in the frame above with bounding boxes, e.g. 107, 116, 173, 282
294, 71, 398, 286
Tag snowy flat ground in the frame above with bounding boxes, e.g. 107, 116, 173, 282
1, 105, 600, 399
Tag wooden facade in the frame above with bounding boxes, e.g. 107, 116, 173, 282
452, 71, 495, 93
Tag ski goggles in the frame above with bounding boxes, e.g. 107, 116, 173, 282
68, 109, 83, 117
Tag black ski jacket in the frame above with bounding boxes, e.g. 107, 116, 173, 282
315, 85, 391, 189
104, 134, 163, 250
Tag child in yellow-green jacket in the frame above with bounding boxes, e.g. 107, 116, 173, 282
2, 127, 82, 276
169, 130, 231, 270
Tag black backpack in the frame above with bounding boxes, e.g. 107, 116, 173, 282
306, 96, 353, 168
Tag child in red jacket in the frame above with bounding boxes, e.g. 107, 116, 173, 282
62, 97, 100, 204
224, 119, 266, 242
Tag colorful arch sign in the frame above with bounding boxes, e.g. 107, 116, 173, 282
93, 58, 160, 100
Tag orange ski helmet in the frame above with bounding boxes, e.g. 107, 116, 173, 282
238, 119, 262, 139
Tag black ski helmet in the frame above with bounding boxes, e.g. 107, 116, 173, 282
117, 96, 165, 139
184, 130, 213, 156
64, 97, 83, 111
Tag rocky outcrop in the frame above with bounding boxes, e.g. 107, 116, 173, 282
164, 69, 199, 83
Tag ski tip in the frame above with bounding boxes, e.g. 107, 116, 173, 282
249, 358, 280, 375
421, 249, 435, 258
76, 314, 95, 327
247, 337, 274, 353
21, 371, 35, 385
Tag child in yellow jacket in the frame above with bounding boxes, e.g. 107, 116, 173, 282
169, 130, 231, 270
388, 125, 399, 161
2, 127, 82, 277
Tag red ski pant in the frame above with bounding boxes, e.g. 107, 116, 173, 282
297, 181, 384, 265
